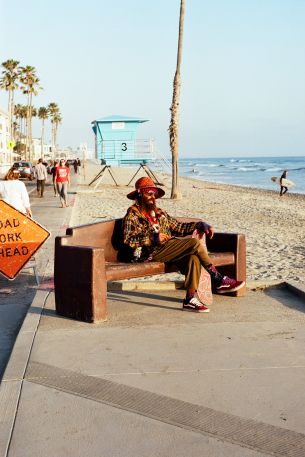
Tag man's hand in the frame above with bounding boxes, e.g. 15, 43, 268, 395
159, 233, 171, 244
26, 208, 32, 218
196, 221, 214, 239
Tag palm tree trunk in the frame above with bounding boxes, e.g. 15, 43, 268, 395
11, 90, 15, 141
54, 124, 58, 154
19, 116, 22, 142
21, 117, 25, 145
169, 0, 185, 200
7, 90, 12, 140
50, 123, 53, 155
29, 93, 33, 161
41, 119, 45, 157
26, 93, 30, 160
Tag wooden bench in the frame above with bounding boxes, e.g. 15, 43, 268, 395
54, 218, 246, 323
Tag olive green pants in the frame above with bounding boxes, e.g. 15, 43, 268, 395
152, 237, 212, 290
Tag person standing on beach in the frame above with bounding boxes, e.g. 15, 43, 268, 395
280, 170, 288, 196
34, 158, 48, 198
0, 168, 32, 217
123, 177, 245, 313
55, 159, 70, 207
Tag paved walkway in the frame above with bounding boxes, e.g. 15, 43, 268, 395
1, 172, 305, 457
0, 174, 77, 380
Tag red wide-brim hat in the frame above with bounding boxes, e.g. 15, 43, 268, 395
127, 176, 165, 200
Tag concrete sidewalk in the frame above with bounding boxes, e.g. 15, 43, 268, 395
1, 175, 305, 456
0, 173, 77, 454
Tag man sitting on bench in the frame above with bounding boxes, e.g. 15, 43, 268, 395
123, 177, 245, 313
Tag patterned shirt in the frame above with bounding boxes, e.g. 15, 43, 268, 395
123, 203, 197, 260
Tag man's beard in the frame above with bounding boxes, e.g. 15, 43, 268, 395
141, 198, 157, 214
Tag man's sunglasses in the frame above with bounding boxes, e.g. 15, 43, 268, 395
143, 190, 157, 196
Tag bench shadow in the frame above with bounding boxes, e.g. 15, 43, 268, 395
108, 290, 183, 312
28, 290, 185, 318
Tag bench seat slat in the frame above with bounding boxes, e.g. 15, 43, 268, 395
105, 252, 235, 281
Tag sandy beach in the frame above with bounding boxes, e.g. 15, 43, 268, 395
71, 161, 305, 284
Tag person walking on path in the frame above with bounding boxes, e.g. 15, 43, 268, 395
51, 160, 58, 196
73, 158, 81, 174
34, 158, 48, 198
0, 168, 32, 217
280, 170, 288, 196
123, 177, 245, 313
55, 159, 70, 207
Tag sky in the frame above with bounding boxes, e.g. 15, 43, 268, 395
1, 0, 305, 158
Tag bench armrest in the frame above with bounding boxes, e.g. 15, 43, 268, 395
206, 232, 244, 253
207, 232, 246, 293
54, 238, 107, 322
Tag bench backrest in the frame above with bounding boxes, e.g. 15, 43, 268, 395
66, 219, 126, 262
64, 217, 202, 262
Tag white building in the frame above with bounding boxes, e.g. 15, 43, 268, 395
78, 143, 95, 160
32, 138, 52, 162
0, 107, 14, 176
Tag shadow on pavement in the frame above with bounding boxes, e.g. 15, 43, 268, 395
0, 273, 38, 382
264, 285, 305, 314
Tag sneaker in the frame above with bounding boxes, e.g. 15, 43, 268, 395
216, 276, 245, 294
182, 296, 210, 313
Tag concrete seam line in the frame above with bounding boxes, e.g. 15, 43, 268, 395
26, 361, 305, 457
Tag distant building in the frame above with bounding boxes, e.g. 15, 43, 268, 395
77, 143, 95, 161
0, 107, 9, 154
0, 107, 14, 176
91, 114, 155, 166
31, 138, 52, 162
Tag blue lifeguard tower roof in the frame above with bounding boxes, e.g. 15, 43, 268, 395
94, 114, 148, 124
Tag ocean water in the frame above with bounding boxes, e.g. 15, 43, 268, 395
179, 156, 305, 194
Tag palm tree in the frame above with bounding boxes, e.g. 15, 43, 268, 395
48, 102, 60, 155
38, 106, 49, 156
169, 0, 185, 200
0, 59, 20, 141
14, 104, 27, 143
14, 103, 23, 141
52, 112, 62, 153
19, 105, 28, 142
19, 65, 41, 160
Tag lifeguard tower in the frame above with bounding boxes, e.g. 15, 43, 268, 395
90, 114, 162, 187
92, 114, 155, 166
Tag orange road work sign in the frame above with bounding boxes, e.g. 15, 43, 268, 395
0, 200, 50, 280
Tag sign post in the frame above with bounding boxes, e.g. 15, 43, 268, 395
0, 200, 50, 280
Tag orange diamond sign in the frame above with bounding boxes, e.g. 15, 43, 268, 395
0, 200, 50, 280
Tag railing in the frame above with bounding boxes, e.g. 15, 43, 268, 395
97, 139, 155, 161
95, 138, 173, 173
